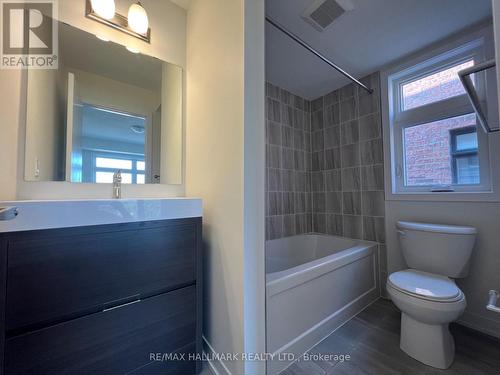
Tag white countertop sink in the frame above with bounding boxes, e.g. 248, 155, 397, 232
0, 198, 202, 233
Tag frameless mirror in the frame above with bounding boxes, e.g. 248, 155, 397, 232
24, 22, 183, 185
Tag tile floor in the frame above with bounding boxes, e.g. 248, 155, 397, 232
281, 298, 500, 375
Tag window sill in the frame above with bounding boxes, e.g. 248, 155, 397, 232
385, 190, 500, 202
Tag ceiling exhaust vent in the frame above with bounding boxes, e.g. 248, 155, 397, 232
302, 0, 354, 32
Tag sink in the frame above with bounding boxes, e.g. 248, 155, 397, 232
0, 198, 202, 233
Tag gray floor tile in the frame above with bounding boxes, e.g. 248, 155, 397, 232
279, 299, 500, 375
331, 317, 373, 345
327, 360, 370, 374
282, 360, 326, 375
348, 343, 425, 375
309, 332, 356, 366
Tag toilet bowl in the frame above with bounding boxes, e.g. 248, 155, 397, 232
388, 221, 476, 369
386, 269, 466, 369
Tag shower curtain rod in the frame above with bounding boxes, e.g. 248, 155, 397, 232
266, 16, 374, 95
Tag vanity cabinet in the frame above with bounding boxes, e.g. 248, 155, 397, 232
0, 217, 202, 375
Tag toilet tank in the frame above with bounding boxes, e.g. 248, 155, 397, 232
396, 221, 477, 278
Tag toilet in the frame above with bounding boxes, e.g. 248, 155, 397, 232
386, 221, 477, 369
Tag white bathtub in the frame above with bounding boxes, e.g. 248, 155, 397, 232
266, 234, 380, 374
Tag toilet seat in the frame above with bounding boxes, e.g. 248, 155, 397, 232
388, 269, 462, 303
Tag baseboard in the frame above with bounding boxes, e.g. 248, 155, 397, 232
457, 311, 500, 340
202, 336, 232, 375
267, 287, 380, 375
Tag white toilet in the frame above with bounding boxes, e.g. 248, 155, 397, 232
386, 221, 477, 369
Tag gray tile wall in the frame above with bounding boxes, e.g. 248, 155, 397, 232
265, 75, 387, 288
266, 83, 312, 240
309, 72, 387, 288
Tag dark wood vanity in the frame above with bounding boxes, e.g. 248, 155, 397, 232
0, 217, 202, 374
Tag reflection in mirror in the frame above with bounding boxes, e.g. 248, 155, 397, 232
80, 105, 146, 184
24, 22, 183, 185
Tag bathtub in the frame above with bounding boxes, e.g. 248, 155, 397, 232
266, 234, 380, 374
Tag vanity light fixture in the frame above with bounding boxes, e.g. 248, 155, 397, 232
86, 0, 151, 43
90, 0, 115, 20
128, 2, 149, 35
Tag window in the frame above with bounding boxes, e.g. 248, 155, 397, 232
386, 38, 490, 194
450, 127, 479, 185
84, 152, 145, 184
401, 60, 474, 111
403, 114, 477, 187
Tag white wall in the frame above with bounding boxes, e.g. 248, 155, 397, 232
0, 0, 186, 200
243, 1, 266, 373
70, 68, 159, 116
0, 71, 22, 200
161, 63, 183, 185
186, 0, 266, 374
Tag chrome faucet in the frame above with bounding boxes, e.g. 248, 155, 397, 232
113, 170, 122, 199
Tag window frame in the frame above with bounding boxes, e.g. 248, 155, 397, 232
384, 33, 493, 197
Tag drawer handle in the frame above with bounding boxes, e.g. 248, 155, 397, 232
103, 299, 141, 312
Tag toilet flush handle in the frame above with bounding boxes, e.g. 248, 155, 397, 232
487, 290, 500, 314
397, 230, 406, 236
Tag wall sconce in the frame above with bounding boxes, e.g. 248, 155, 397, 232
86, 0, 151, 43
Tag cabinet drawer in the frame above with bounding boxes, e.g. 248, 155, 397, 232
6, 223, 197, 331
6, 286, 197, 375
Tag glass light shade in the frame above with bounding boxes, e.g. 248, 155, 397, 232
90, 0, 115, 20
128, 2, 149, 35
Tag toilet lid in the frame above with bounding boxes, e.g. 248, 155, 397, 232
388, 269, 461, 302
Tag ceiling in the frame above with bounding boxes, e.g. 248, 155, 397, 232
170, 0, 191, 10
81, 105, 146, 147
266, 0, 492, 99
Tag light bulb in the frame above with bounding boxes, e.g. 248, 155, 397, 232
91, 0, 115, 20
128, 2, 149, 35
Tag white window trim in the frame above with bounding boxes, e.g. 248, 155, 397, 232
381, 23, 500, 202
391, 38, 489, 193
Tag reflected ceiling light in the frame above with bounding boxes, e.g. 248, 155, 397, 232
90, 0, 115, 20
130, 125, 145, 134
128, 2, 149, 35
96, 34, 110, 42
126, 46, 140, 54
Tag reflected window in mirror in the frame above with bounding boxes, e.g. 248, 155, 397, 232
79, 104, 147, 184
86, 153, 146, 184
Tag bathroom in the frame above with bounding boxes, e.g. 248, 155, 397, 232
0, 0, 499, 374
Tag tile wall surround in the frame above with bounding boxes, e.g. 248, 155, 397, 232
265, 83, 312, 240
265, 73, 387, 288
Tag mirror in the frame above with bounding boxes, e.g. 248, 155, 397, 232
24, 22, 183, 185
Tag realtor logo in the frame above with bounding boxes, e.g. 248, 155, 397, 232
1, 0, 58, 69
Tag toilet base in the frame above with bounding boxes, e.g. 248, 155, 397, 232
400, 313, 455, 369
